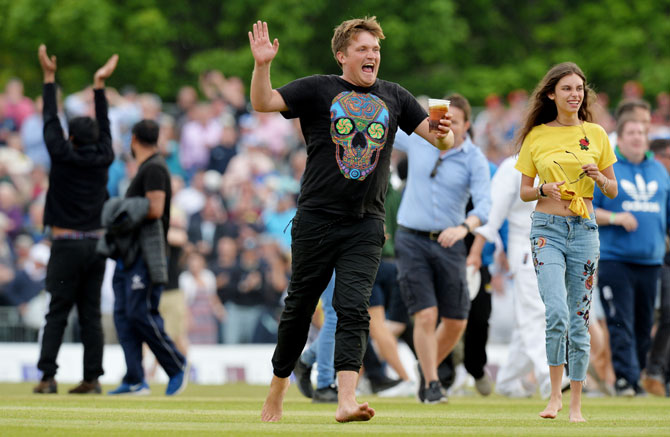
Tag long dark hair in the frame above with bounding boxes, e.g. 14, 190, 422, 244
514, 62, 596, 154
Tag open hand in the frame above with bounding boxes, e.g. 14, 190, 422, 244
248, 21, 279, 65
94, 54, 119, 86
38, 44, 57, 79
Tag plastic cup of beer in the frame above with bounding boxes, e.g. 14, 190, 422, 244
428, 98, 450, 133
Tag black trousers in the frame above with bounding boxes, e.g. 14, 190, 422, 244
646, 264, 670, 378
463, 266, 492, 379
272, 209, 384, 377
37, 239, 106, 381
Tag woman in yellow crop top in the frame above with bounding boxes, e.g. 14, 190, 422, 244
514, 62, 618, 423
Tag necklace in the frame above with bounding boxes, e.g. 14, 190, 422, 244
555, 118, 590, 151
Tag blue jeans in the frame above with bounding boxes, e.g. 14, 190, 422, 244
301, 272, 336, 389
530, 212, 600, 382
222, 303, 264, 344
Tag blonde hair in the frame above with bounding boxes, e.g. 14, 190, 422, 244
331, 16, 385, 68
514, 62, 596, 154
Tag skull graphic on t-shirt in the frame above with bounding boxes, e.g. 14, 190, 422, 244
330, 91, 389, 181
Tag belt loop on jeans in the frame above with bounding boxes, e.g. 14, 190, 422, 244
398, 225, 441, 241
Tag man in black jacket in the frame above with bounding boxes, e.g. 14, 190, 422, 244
33, 45, 117, 394
107, 119, 187, 396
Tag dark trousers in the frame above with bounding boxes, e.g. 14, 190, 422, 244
272, 209, 384, 377
113, 258, 185, 383
38, 239, 106, 381
599, 260, 661, 386
464, 266, 492, 380
647, 264, 670, 378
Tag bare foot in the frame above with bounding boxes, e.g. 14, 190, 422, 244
539, 397, 562, 419
261, 376, 290, 422
569, 411, 586, 423
335, 401, 376, 423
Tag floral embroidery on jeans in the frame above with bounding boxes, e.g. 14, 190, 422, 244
577, 257, 598, 327
582, 257, 597, 290
531, 239, 544, 275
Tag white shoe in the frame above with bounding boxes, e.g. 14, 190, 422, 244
356, 376, 373, 396
377, 380, 416, 398
475, 372, 492, 396
496, 381, 532, 398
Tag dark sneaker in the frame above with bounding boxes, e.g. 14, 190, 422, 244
370, 376, 402, 394
69, 380, 101, 394
416, 362, 426, 402
615, 378, 635, 397
108, 380, 151, 395
312, 384, 338, 403
641, 373, 666, 397
166, 369, 188, 396
293, 359, 313, 399
33, 378, 57, 394
423, 380, 447, 404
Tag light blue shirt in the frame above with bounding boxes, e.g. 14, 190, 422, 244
395, 130, 491, 232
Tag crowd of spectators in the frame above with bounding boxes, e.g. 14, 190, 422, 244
1, 74, 669, 349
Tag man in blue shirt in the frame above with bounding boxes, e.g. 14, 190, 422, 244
394, 94, 491, 403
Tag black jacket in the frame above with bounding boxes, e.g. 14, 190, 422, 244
97, 197, 168, 284
42, 83, 114, 230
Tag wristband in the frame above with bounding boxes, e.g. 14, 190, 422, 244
461, 222, 472, 234
539, 184, 548, 197
609, 212, 616, 225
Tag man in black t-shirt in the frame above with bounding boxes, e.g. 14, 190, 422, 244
108, 120, 187, 396
34, 45, 117, 395
249, 17, 454, 422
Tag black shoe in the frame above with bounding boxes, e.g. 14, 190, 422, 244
634, 383, 647, 397
33, 377, 57, 394
312, 384, 338, 403
423, 380, 447, 404
369, 376, 402, 394
68, 380, 102, 394
293, 359, 313, 399
416, 362, 426, 402
615, 378, 635, 397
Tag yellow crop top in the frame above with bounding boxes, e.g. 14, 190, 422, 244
515, 122, 617, 218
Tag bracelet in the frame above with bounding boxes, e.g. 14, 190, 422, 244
599, 177, 609, 194
539, 183, 548, 197
460, 222, 472, 234
609, 212, 616, 225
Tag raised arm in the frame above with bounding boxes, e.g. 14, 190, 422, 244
92, 54, 118, 158
248, 21, 288, 112
93, 54, 118, 90
38, 44, 67, 157
413, 117, 454, 151
38, 44, 56, 84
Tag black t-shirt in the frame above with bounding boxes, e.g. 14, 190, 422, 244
125, 153, 171, 236
278, 75, 426, 219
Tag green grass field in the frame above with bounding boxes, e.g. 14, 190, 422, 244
1, 382, 668, 436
